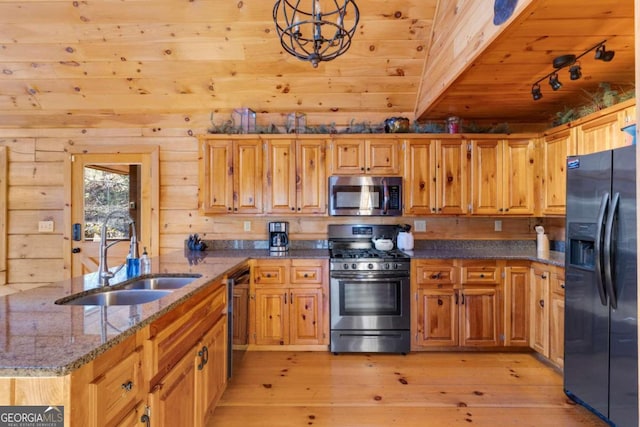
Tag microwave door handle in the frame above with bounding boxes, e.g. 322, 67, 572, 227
382, 178, 390, 215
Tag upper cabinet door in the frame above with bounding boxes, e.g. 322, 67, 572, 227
296, 139, 327, 214
265, 139, 297, 214
502, 139, 535, 215
436, 140, 468, 215
470, 139, 502, 215
233, 140, 263, 214
541, 129, 576, 216
330, 139, 365, 174
366, 139, 401, 175
330, 138, 401, 175
404, 139, 437, 215
200, 139, 234, 214
577, 115, 619, 155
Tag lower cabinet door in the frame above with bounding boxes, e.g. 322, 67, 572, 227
196, 316, 228, 425
149, 345, 198, 427
415, 288, 458, 347
254, 287, 288, 345
459, 287, 500, 347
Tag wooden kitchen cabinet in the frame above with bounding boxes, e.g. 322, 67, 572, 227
413, 259, 501, 349
577, 113, 624, 155
251, 259, 328, 348
549, 269, 565, 368
199, 137, 263, 214
470, 138, 535, 215
404, 138, 468, 215
329, 137, 401, 175
70, 334, 145, 427
265, 138, 326, 214
195, 315, 227, 425
503, 264, 530, 347
530, 264, 550, 357
540, 129, 576, 216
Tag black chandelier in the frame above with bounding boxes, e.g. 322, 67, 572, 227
273, 0, 360, 68
530, 40, 615, 101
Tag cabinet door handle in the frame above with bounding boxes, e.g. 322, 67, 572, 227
541, 274, 547, 279
539, 299, 545, 308
455, 293, 459, 305
284, 292, 287, 304
197, 345, 208, 370
141, 414, 150, 427
121, 381, 133, 392
461, 293, 465, 305
437, 298, 443, 306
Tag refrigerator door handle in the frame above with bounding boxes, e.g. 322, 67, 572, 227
594, 192, 609, 306
603, 192, 619, 309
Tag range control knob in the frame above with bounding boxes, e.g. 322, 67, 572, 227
384, 263, 390, 270
343, 263, 349, 270
368, 263, 374, 270
351, 263, 357, 270
394, 263, 400, 269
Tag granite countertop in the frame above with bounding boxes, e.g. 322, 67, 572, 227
0, 250, 248, 377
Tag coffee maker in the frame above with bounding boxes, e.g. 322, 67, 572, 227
268, 221, 289, 252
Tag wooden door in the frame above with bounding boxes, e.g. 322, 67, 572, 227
530, 267, 550, 357
502, 139, 534, 215
112, 402, 147, 427
459, 287, 500, 347
296, 139, 326, 214
148, 346, 197, 427
233, 140, 263, 213
330, 139, 365, 174
470, 139, 501, 215
68, 149, 158, 280
503, 266, 529, 347
435, 140, 468, 215
415, 287, 457, 347
289, 287, 324, 345
404, 139, 437, 215
541, 130, 575, 215
265, 139, 296, 214
195, 316, 227, 426
254, 287, 288, 345
366, 139, 401, 175
199, 139, 234, 213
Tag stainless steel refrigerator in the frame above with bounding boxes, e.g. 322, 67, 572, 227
565, 145, 638, 427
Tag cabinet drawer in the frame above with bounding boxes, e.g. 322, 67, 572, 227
551, 272, 565, 296
91, 349, 143, 425
254, 264, 288, 285
415, 261, 456, 285
461, 265, 499, 284
290, 260, 326, 284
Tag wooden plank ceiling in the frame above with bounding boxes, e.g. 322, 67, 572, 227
0, 0, 634, 129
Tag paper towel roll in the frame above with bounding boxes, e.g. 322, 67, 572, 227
536, 234, 549, 257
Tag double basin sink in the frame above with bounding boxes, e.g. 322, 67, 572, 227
55, 274, 202, 307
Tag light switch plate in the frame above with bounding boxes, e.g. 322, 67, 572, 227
494, 220, 502, 232
38, 220, 54, 233
243, 221, 251, 232
414, 220, 426, 232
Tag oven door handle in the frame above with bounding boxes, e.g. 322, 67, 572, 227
330, 273, 409, 280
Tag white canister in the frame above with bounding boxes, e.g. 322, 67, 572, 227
397, 231, 414, 250
535, 226, 549, 257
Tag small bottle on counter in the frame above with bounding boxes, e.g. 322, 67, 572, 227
141, 247, 151, 274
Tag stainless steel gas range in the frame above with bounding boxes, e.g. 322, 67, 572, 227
328, 224, 411, 354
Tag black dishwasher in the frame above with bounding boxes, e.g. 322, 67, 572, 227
227, 265, 250, 379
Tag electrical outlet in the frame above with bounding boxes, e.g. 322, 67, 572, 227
414, 220, 426, 232
243, 221, 251, 232
38, 220, 54, 233
494, 220, 502, 232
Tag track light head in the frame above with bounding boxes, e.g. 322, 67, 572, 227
549, 73, 562, 91
595, 45, 615, 62
569, 64, 582, 80
531, 83, 542, 101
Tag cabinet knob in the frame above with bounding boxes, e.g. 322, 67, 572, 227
303, 273, 309, 278
361, 167, 365, 171
227, 207, 232, 211
437, 298, 443, 306
291, 207, 295, 211
561, 283, 565, 289
121, 381, 133, 392
480, 273, 485, 278
541, 274, 547, 279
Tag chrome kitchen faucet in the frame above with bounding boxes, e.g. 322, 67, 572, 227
97, 211, 137, 287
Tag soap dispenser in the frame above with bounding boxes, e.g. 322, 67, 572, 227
141, 247, 151, 274
126, 231, 140, 278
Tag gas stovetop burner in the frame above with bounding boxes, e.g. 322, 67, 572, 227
330, 248, 409, 260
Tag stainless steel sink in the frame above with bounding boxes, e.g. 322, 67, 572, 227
58, 289, 172, 306
55, 274, 202, 306
121, 275, 200, 290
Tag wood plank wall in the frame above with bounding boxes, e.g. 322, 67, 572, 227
0, 126, 550, 293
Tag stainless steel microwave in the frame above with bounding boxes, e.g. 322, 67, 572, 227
328, 176, 402, 216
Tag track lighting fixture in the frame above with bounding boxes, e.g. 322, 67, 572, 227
595, 44, 615, 62
549, 73, 562, 91
569, 64, 582, 80
531, 83, 542, 101
530, 39, 614, 101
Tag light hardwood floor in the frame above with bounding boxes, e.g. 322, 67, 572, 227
207, 351, 607, 427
